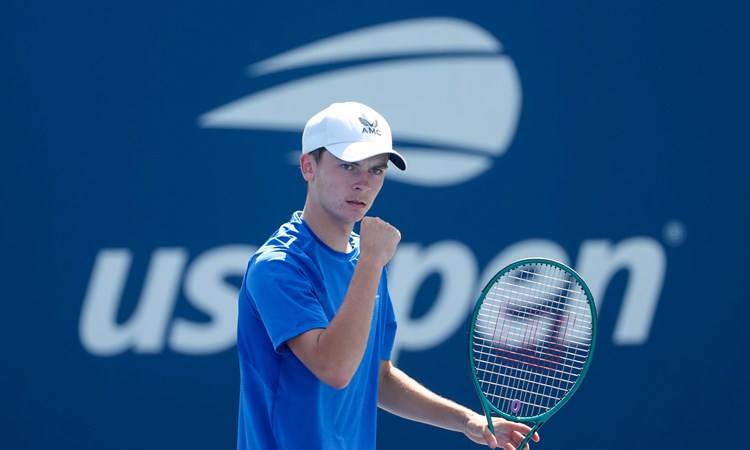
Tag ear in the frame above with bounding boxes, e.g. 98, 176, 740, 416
300, 153, 315, 181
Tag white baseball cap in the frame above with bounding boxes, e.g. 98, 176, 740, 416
302, 102, 407, 171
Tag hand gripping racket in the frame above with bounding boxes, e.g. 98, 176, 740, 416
469, 258, 597, 449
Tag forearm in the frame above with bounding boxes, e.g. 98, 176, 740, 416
378, 362, 474, 433
288, 258, 384, 388
314, 259, 383, 381
378, 362, 540, 449
287, 216, 401, 389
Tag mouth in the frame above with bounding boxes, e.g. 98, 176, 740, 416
346, 200, 367, 209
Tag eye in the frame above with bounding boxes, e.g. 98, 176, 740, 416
371, 167, 384, 175
340, 163, 354, 171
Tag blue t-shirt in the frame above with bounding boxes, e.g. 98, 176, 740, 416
237, 212, 398, 450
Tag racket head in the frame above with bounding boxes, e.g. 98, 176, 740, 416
469, 258, 597, 424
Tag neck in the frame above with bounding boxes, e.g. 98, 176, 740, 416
300, 202, 355, 253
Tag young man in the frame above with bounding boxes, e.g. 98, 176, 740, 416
236, 102, 540, 449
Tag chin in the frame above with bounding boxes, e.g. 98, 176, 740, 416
349, 212, 367, 223
342, 206, 370, 222
332, 210, 366, 225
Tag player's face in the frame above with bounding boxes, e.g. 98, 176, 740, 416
309, 150, 389, 224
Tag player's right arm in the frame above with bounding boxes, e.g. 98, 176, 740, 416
286, 216, 400, 389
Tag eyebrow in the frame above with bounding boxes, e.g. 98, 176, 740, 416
349, 160, 389, 170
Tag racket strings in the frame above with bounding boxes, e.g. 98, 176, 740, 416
477, 292, 592, 340
472, 263, 594, 419
474, 319, 592, 351
473, 337, 590, 373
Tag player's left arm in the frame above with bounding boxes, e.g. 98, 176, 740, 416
377, 360, 539, 449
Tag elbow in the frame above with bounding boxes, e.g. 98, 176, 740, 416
318, 367, 356, 390
325, 377, 351, 390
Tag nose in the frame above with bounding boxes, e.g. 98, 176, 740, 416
353, 172, 371, 192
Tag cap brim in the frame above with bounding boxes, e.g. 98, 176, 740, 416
326, 141, 407, 171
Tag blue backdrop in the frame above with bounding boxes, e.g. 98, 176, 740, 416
3, 1, 748, 449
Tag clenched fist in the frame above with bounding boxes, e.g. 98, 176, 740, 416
359, 217, 401, 268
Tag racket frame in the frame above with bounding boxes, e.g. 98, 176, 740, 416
468, 258, 598, 445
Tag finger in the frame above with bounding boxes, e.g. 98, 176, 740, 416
516, 428, 540, 443
509, 421, 539, 440
483, 428, 498, 448
519, 434, 538, 450
509, 430, 534, 450
513, 431, 529, 450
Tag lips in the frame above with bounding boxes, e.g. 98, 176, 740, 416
346, 200, 367, 209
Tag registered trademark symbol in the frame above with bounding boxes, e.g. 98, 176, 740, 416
663, 220, 687, 247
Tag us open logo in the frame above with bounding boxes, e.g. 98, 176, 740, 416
78, 17, 670, 358
198, 17, 522, 187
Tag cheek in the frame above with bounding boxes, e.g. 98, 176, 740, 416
315, 176, 346, 203
371, 177, 386, 194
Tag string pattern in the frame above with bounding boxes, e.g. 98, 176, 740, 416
472, 262, 594, 419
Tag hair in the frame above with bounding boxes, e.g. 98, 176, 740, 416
302, 148, 325, 189
309, 147, 326, 163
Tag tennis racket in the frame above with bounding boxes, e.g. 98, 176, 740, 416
469, 258, 597, 449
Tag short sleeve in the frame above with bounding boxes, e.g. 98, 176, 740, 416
380, 317, 397, 361
379, 271, 398, 361
246, 254, 330, 353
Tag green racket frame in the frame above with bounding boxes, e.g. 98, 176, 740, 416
468, 258, 597, 448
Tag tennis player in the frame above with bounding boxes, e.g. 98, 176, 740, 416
236, 102, 540, 449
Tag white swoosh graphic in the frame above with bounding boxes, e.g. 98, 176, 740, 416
249, 17, 502, 76
200, 56, 520, 153
199, 17, 522, 187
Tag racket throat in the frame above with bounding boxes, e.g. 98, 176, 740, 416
519, 422, 544, 449
483, 409, 496, 435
